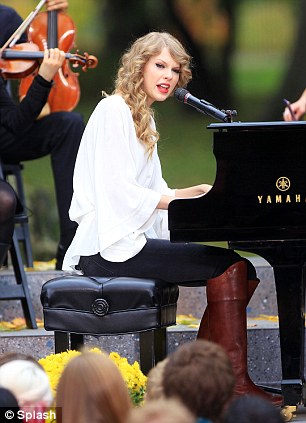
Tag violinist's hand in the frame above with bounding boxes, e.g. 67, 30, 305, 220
38, 48, 65, 82
46, 0, 68, 12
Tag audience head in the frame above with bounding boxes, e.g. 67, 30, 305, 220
0, 359, 53, 408
56, 351, 132, 423
222, 395, 285, 423
0, 352, 43, 368
127, 398, 195, 423
163, 340, 235, 422
146, 358, 169, 401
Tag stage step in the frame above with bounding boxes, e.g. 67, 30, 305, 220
0, 320, 283, 389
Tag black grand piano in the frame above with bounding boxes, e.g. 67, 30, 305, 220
168, 121, 306, 406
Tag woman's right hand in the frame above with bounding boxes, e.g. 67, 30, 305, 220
38, 48, 65, 82
175, 184, 212, 198
157, 184, 213, 210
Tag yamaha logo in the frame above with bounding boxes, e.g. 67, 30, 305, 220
276, 177, 290, 192
257, 176, 306, 204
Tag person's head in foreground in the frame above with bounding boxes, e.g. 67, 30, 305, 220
163, 339, 235, 422
55, 351, 132, 423
222, 394, 285, 423
0, 359, 53, 418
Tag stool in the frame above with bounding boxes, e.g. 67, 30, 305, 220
2, 162, 33, 268
3, 230, 37, 329
41, 275, 179, 374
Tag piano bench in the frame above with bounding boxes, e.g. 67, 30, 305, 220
41, 275, 179, 374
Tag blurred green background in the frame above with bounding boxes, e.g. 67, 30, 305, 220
1, 0, 305, 260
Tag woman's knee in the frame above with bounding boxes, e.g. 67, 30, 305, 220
242, 257, 258, 281
224, 250, 258, 281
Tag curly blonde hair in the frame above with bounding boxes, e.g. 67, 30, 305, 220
113, 32, 192, 157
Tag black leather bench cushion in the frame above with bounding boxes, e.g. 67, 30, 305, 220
41, 275, 179, 335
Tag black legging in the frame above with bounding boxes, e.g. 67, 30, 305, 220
79, 238, 257, 285
0, 179, 16, 244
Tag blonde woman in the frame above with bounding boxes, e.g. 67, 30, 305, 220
63, 32, 282, 406
55, 352, 132, 423
0, 360, 53, 412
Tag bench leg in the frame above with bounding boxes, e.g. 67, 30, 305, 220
55, 332, 70, 353
139, 327, 167, 375
70, 333, 85, 351
54, 332, 85, 353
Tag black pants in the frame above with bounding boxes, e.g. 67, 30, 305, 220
79, 238, 257, 285
0, 111, 85, 253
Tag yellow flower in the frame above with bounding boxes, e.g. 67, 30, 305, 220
38, 348, 147, 405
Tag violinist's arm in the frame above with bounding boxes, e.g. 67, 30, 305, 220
46, 0, 69, 12
0, 48, 65, 134
0, 72, 50, 134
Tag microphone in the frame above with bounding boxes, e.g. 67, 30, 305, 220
174, 88, 229, 122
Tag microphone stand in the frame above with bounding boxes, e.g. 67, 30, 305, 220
222, 109, 238, 123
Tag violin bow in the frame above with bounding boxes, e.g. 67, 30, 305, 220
0, 0, 47, 56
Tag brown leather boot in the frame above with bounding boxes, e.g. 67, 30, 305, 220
204, 261, 283, 407
197, 278, 259, 339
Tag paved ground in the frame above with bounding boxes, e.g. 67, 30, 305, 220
285, 407, 306, 422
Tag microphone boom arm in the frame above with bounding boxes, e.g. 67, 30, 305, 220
174, 88, 237, 123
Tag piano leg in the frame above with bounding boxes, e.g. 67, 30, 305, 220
273, 265, 306, 405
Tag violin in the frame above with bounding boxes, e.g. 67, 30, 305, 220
17, 9, 98, 112
0, 43, 40, 79
0, 42, 97, 80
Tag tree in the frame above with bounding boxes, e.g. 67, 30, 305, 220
264, 0, 306, 120
101, 0, 239, 106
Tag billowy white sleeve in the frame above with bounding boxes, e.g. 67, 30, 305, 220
70, 96, 162, 253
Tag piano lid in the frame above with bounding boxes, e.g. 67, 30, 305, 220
168, 121, 306, 242
208, 121, 306, 131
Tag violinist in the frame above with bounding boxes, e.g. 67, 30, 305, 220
0, 0, 85, 269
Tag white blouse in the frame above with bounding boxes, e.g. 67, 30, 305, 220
62, 94, 175, 271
